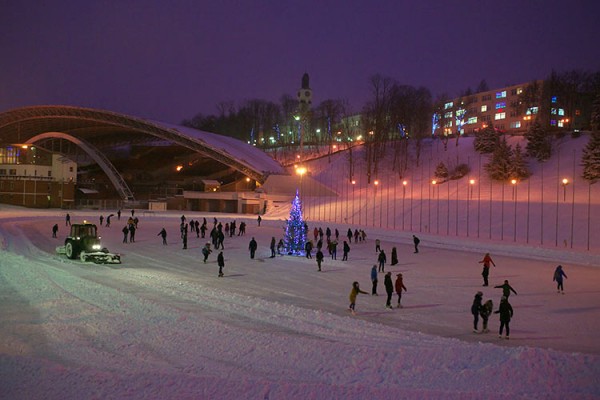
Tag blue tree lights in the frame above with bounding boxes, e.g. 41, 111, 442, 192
284, 190, 307, 256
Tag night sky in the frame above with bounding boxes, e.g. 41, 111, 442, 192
1, 0, 599, 124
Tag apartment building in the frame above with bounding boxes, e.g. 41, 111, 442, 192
0, 145, 77, 208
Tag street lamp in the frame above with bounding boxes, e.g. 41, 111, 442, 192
511, 179, 518, 241
562, 178, 569, 202
373, 180, 379, 227
467, 179, 475, 237
402, 180, 407, 230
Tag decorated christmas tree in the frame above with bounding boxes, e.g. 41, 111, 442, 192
284, 190, 307, 256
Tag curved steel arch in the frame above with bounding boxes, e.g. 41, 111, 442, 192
0, 106, 283, 184
29, 132, 135, 201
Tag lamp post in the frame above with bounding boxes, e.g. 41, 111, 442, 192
467, 179, 475, 237
511, 179, 517, 242
373, 180, 379, 228
402, 180, 407, 231
562, 178, 569, 202
351, 179, 356, 225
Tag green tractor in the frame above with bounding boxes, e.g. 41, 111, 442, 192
56, 223, 121, 264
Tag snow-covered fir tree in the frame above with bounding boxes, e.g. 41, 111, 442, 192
525, 120, 552, 162
510, 143, 531, 180
591, 92, 600, 132
284, 190, 307, 256
473, 124, 498, 154
582, 131, 600, 183
485, 136, 513, 181
434, 162, 449, 181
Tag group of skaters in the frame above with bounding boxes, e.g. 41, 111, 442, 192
469, 253, 569, 340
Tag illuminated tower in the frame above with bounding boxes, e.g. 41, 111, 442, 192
296, 73, 312, 161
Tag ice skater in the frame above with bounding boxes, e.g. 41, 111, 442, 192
413, 235, 420, 253
478, 252, 496, 286
494, 280, 517, 299
348, 281, 368, 315
371, 265, 378, 296
494, 296, 514, 339
480, 299, 493, 333
217, 251, 225, 277
471, 291, 483, 333
395, 273, 407, 308
553, 265, 568, 294
384, 272, 394, 309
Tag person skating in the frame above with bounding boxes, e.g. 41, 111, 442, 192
375, 238, 381, 253
494, 296, 514, 339
342, 241, 350, 261
471, 291, 483, 333
270, 237, 276, 258
371, 265, 379, 296
413, 235, 420, 253
377, 250, 387, 273
182, 231, 188, 250
316, 249, 324, 271
494, 280, 517, 299
390, 247, 398, 266
257, 215, 262, 226
202, 243, 212, 263
347, 228, 353, 243
480, 299, 493, 333
348, 281, 368, 315
395, 273, 407, 308
217, 251, 225, 277
277, 239, 284, 255
122, 226, 129, 243
384, 272, 394, 309
478, 252, 496, 286
158, 228, 167, 245
65, 213, 71, 226
248, 237, 258, 259
553, 265, 568, 294
305, 240, 313, 258
52, 224, 58, 238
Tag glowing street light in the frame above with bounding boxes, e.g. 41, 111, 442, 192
562, 178, 569, 201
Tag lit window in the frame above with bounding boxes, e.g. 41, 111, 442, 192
510, 121, 521, 129
550, 120, 557, 126
495, 112, 506, 120
551, 108, 557, 115
496, 91, 507, 99
558, 108, 565, 116
551, 96, 557, 103
468, 117, 478, 124
496, 102, 506, 110
444, 121, 453, 128
526, 107, 538, 115
444, 111, 453, 118
444, 102, 454, 109
481, 105, 488, 112
517, 88, 523, 95
558, 120, 564, 128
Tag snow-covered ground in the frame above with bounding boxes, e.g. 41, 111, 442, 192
1, 204, 599, 399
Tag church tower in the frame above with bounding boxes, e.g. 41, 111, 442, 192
297, 73, 312, 109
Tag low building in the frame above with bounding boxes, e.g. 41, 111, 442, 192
0, 144, 77, 208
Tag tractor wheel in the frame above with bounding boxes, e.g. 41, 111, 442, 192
65, 241, 77, 259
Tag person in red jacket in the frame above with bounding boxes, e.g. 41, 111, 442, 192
478, 252, 496, 286
395, 273, 407, 308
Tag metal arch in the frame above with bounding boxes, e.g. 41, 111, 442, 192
0, 106, 275, 183
28, 132, 135, 201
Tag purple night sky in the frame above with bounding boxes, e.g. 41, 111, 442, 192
1, 0, 599, 124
